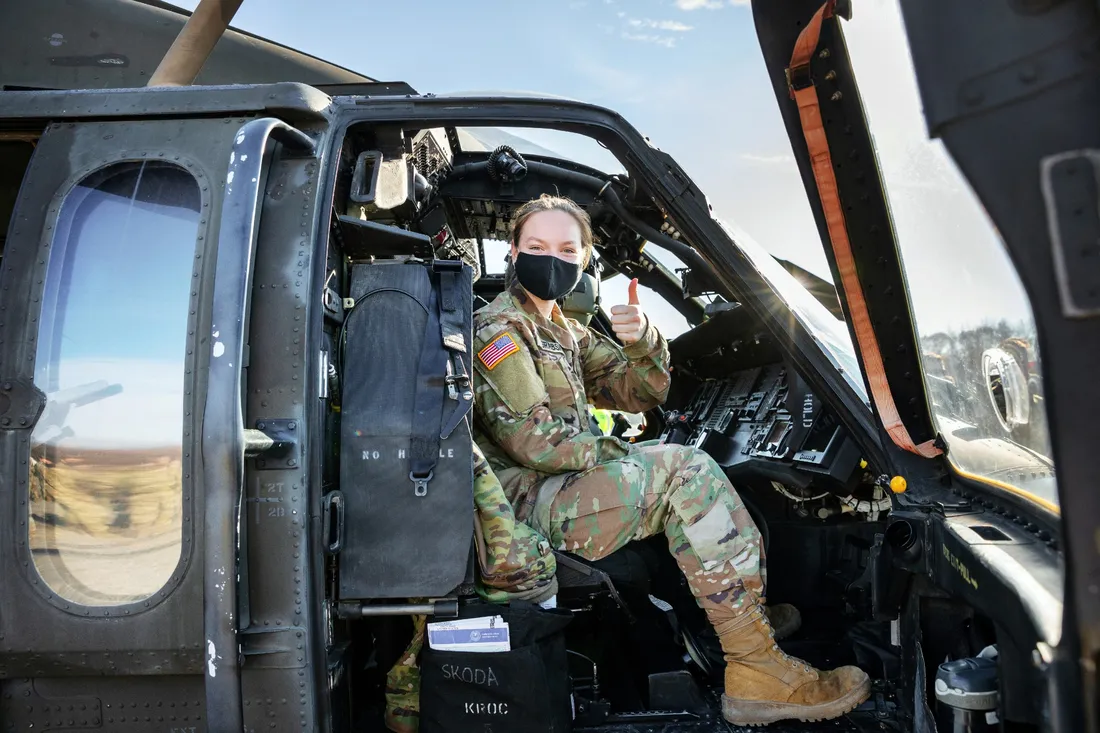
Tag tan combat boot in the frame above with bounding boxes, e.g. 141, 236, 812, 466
764, 602, 801, 640
716, 592, 870, 726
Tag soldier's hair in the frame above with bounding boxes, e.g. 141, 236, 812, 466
510, 194, 594, 268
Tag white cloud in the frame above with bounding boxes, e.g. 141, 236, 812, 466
629, 18, 693, 31
729, 0, 752, 5
676, 0, 723, 8
622, 32, 677, 48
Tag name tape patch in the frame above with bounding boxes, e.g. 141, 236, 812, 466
478, 333, 520, 370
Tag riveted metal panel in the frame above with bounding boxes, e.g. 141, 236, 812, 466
0, 83, 331, 126
239, 136, 326, 730
1, 675, 205, 732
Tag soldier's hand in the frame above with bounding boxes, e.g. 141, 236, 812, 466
610, 278, 647, 345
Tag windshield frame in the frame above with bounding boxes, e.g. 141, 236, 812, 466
329, 95, 893, 471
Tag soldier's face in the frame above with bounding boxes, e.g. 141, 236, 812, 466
512, 210, 584, 265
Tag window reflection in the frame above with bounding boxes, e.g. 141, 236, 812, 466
29, 161, 200, 606
843, 3, 1057, 509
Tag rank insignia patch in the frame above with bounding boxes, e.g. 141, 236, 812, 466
478, 333, 520, 370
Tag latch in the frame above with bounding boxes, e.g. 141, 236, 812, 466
322, 285, 344, 323
444, 357, 472, 402
409, 470, 432, 497
245, 419, 301, 470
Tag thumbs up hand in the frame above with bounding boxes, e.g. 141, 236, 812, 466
610, 278, 648, 345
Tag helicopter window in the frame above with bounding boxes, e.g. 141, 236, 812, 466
481, 238, 512, 275
844, 3, 1057, 510
27, 161, 200, 606
601, 273, 692, 340
455, 126, 627, 175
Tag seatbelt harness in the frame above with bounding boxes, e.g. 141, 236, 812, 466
786, 0, 941, 459
436, 262, 474, 440
409, 261, 474, 496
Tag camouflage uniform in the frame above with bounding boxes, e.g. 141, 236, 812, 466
472, 282, 766, 618
471, 441, 559, 604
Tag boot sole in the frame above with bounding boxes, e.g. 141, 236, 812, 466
721, 675, 871, 726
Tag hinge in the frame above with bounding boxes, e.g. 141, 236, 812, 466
0, 378, 46, 430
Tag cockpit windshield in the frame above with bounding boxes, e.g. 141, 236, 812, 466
716, 217, 869, 404
843, 1, 1058, 511
455, 127, 626, 175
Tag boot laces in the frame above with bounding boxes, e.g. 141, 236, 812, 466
754, 604, 813, 675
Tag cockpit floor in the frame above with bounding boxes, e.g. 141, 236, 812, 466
574, 683, 902, 733
574, 606, 902, 733
575, 716, 901, 733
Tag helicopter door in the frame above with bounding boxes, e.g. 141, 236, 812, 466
0, 115, 313, 731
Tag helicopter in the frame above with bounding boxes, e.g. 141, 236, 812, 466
0, 1, 1096, 732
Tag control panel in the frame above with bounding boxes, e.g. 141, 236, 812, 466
660, 364, 861, 491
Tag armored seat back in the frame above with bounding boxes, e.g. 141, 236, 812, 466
338, 258, 475, 600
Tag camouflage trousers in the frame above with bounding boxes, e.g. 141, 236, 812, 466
528, 441, 765, 620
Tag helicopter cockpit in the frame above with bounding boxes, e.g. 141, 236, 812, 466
321, 117, 905, 731
0, 0, 1089, 730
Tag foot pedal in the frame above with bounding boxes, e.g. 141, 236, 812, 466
648, 670, 709, 715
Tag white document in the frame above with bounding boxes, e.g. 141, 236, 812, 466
427, 615, 511, 653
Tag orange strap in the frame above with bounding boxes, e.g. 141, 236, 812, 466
786, 1, 941, 459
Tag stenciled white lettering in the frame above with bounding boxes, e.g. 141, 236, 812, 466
463, 702, 509, 715
441, 664, 498, 687
360, 448, 462, 461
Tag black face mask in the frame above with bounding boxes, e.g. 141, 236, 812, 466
514, 251, 582, 302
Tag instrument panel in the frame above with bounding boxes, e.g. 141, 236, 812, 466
660, 363, 862, 491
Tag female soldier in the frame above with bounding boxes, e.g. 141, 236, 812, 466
470, 194, 869, 726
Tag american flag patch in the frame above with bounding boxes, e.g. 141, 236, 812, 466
478, 333, 520, 370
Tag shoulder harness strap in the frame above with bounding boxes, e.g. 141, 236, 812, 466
409, 261, 475, 496
786, 1, 941, 458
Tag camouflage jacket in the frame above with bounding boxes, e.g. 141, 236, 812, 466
472, 281, 671, 519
